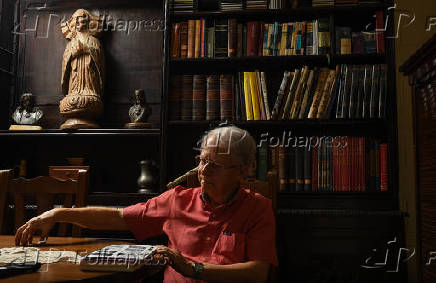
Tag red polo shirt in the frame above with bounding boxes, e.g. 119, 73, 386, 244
123, 185, 278, 282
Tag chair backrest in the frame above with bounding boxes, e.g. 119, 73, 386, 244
185, 169, 278, 213
0, 169, 88, 237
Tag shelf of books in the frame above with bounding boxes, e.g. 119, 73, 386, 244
165, 0, 395, 195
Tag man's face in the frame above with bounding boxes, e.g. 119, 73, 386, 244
197, 136, 243, 200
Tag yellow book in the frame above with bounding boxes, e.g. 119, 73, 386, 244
280, 23, 288, 56
249, 72, 261, 120
243, 72, 254, 120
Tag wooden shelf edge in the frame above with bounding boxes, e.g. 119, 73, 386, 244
0, 128, 161, 137
171, 2, 386, 19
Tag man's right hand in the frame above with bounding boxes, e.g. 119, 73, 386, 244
15, 209, 56, 246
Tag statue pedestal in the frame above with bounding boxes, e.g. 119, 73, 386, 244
9, 125, 42, 130
124, 122, 151, 129
61, 118, 99, 129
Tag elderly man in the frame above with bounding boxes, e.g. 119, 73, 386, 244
14, 126, 277, 282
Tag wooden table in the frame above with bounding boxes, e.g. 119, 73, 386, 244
0, 236, 163, 282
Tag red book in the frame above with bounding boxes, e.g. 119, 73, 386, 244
246, 21, 259, 56
376, 10, 385, 53
380, 143, 388, 191
258, 21, 264, 56
228, 19, 237, 57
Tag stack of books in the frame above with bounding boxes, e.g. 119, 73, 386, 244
246, 0, 268, 9
170, 0, 196, 13
220, 0, 244, 11
312, 0, 334, 6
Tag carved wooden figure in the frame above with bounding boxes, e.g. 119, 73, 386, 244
59, 9, 104, 129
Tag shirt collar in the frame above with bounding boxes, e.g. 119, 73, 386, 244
200, 186, 241, 209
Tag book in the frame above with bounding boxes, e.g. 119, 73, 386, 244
80, 245, 157, 272
171, 23, 181, 58
243, 72, 254, 120
335, 26, 352, 55
228, 19, 237, 56
206, 75, 220, 120
220, 74, 234, 121
281, 69, 300, 120
375, 10, 385, 53
214, 19, 228, 57
187, 20, 195, 58
180, 22, 188, 58
260, 72, 271, 120
271, 71, 292, 120
290, 66, 310, 119
317, 18, 331, 55
192, 75, 206, 120
194, 19, 201, 57
181, 75, 193, 120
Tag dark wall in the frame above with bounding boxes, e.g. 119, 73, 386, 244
15, 0, 163, 129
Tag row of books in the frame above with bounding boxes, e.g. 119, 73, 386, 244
168, 63, 387, 121
170, 16, 384, 58
256, 136, 389, 192
269, 64, 388, 121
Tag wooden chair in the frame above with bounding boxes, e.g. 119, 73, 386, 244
0, 169, 88, 237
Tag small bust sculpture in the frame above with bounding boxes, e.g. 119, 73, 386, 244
12, 93, 43, 125
125, 89, 152, 128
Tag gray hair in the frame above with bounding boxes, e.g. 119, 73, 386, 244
199, 126, 256, 166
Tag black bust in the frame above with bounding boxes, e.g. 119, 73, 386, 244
125, 89, 152, 128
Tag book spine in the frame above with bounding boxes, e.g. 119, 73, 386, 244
306, 22, 313, 55
237, 23, 243, 57
288, 145, 296, 192
214, 19, 228, 57
258, 21, 265, 56
243, 72, 254, 120
180, 22, 188, 58
247, 21, 259, 56
271, 71, 291, 120
228, 19, 237, 57
380, 143, 388, 191
303, 145, 312, 192
369, 64, 380, 118
260, 72, 271, 120
317, 18, 331, 55
194, 19, 201, 58
200, 19, 206, 57
181, 75, 193, 120
169, 75, 181, 120
192, 75, 206, 120
279, 145, 288, 192
378, 64, 387, 118
220, 74, 234, 121
207, 27, 215, 58
206, 75, 220, 120
188, 20, 195, 58
171, 23, 181, 58
375, 10, 385, 53
257, 143, 268, 182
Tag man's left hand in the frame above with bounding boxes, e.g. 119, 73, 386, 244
155, 246, 194, 278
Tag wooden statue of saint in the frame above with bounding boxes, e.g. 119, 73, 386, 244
10, 93, 43, 130
125, 89, 152, 128
59, 9, 104, 129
